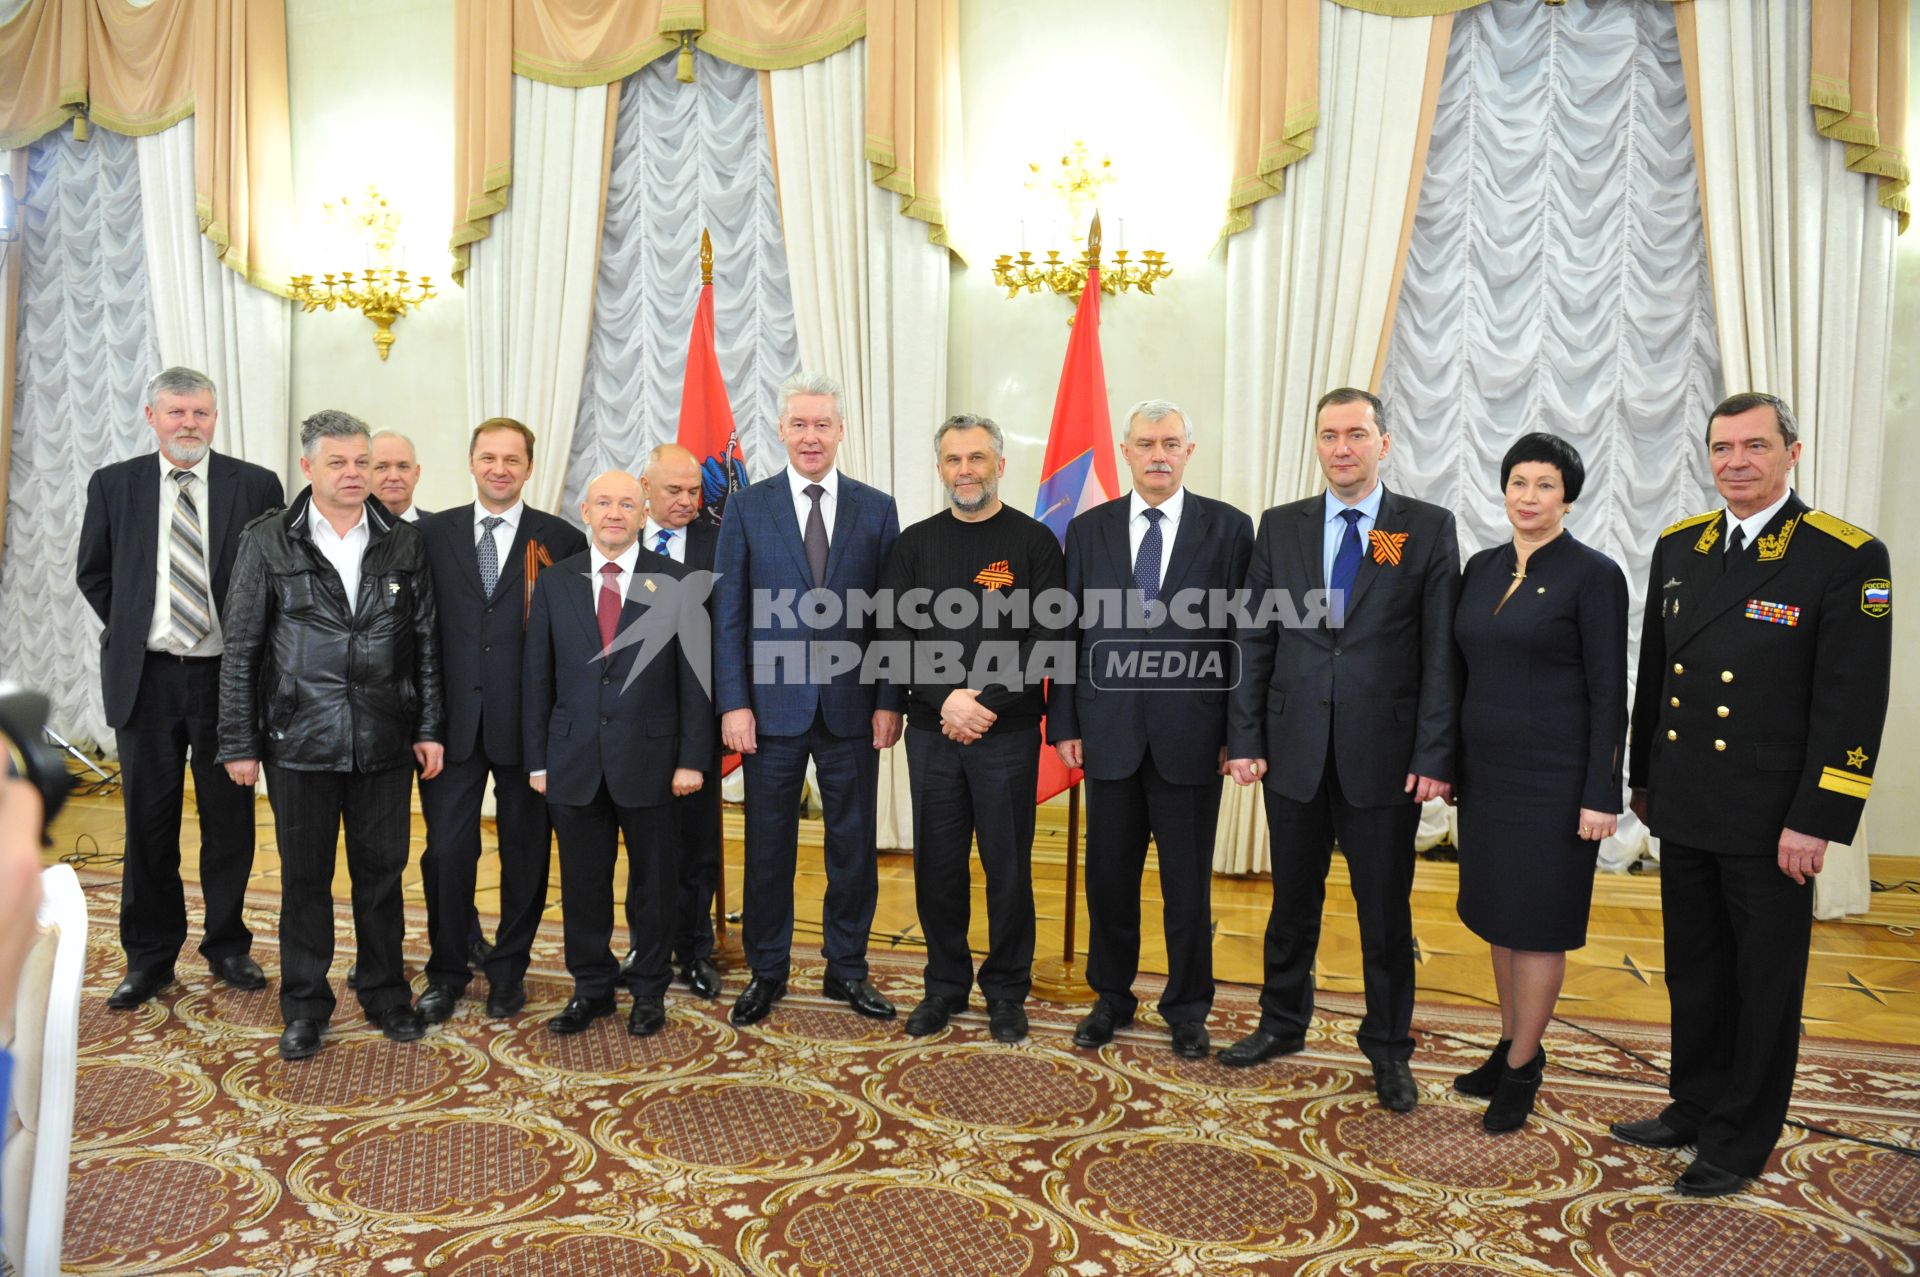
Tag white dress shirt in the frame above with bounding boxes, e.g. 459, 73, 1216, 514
1127, 486, 1187, 590
644, 519, 687, 563
786, 465, 839, 543
475, 499, 524, 568
398, 505, 421, 523
590, 540, 643, 606
308, 502, 371, 612
1322, 482, 1386, 586
148, 451, 223, 655
1724, 488, 1793, 553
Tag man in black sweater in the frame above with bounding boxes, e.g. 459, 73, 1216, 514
883, 414, 1068, 1043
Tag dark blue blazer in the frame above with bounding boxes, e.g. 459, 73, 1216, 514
77, 450, 285, 728
1047, 491, 1254, 785
419, 502, 586, 766
712, 470, 903, 737
522, 548, 715, 808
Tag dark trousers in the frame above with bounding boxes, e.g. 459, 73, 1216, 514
740, 714, 879, 982
1085, 758, 1220, 1024
266, 763, 412, 1023
906, 725, 1039, 1003
114, 653, 256, 975
1658, 841, 1814, 1177
419, 745, 552, 992
550, 779, 675, 1001
671, 763, 723, 965
1259, 757, 1419, 1063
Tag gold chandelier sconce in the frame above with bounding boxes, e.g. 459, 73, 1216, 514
990, 143, 1170, 303
289, 187, 435, 361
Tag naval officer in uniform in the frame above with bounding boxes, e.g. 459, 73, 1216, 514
1610, 391, 1892, 1196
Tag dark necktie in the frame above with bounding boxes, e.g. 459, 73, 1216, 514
1726, 524, 1747, 557
168, 469, 212, 646
655, 528, 672, 558
803, 483, 829, 586
1329, 507, 1363, 627
597, 561, 622, 654
477, 515, 504, 596
1135, 507, 1165, 607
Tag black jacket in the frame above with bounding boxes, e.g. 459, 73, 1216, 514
1629, 493, 1892, 855
216, 488, 445, 771
418, 502, 586, 765
76, 451, 285, 728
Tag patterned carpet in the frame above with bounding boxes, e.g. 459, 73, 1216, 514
56, 880, 1920, 1276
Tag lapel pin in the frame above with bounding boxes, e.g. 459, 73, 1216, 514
644, 578, 657, 593
388, 581, 400, 595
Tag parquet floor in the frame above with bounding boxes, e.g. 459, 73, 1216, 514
43, 779, 1920, 1045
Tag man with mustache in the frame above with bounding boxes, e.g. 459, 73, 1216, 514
882, 414, 1067, 1042
78, 366, 284, 1009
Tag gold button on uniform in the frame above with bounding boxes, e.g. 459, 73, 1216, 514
1714, 739, 1726, 751
1674, 663, 1685, 675
1670, 696, 1681, 708
1721, 670, 1734, 683
1717, 706, 1729, 718
1668, 729, 1678, 741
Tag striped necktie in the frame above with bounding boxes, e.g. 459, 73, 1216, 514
168, 469, 213, 646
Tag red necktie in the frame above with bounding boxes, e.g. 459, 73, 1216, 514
597, 561, 622, 654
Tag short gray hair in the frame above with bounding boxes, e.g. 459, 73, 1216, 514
301, 409, 373, 458
1708, 391, 1799, 448
934, 412, 1004, 459
1123, 398, 1192, 441
778, 372, 845, 423
370, 429, 417, 458
145, 366, 216, 409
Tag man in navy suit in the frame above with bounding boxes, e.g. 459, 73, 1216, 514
523, 470, 712, 1037
1224, 388, 1459, 1110
414, 419, 586, 1025
77, 366, 285, 1009
713, 373, 904, 1026
1049, 400, 1253, 1059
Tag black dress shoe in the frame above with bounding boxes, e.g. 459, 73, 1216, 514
372, 1005, 427, 1042
628, 996, 667, 1037
345, 962, 360, 990
620, 949, 638, 976
1218, 1028, 1306, 1068
905, 994, 967, 1037
987, 999, 1029, 1043
1674, 1157, 1747, 1197
107, 968, 173, 1010
1170, 1021, 1210, 1059
486, 981, 527, 1018
469, 937, 495, 970
682, 958, 722, 1000
823, 976, 897, 1019
547, 994, 617, 1035
1072, 1001, 1134, 1049
415, 984, 459, 1025
1610, 1116, 1695, 1150
278, 1019, 325, 1060
210, 955, 267, 991
1453, 1038, 1511, 1098
729, 977, 787, 1026
1483, 1047, 1544, 1133
1373, 1059, 1419, 1112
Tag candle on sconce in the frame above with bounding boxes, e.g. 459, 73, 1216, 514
1118, 217, 1126, 252
1019, 219, 1027, 252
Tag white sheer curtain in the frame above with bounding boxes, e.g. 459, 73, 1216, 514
565, 49, 798, 514
1689, 0, 1897, 918
1212, 2, 1439, 874
1379, 0, 1723, 873
770, 39, 952, 850
135, 121, 294, 485
1, 128, 159, 749
465, 77, 608, 516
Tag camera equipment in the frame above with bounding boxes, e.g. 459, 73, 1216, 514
0, 689, 74, 840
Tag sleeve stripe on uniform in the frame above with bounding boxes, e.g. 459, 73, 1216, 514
1818, 767, 1872, 799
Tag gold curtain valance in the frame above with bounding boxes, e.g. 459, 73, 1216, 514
0, 0, 295, 290
451, 0, 956, 282
1810, 0, 1910, 229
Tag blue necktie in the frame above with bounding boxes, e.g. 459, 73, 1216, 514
654, 528, 672, 557
1135, 507, 1165, 608
1329, 507, 1363, 628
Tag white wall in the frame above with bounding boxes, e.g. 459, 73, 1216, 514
945, 0, 1231, 513
285, 0, 473, 514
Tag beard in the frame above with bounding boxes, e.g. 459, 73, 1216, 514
163, 436, 210, 466
946, 476, 997, 513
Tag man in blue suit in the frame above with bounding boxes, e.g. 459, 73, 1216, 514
713, 373, 904, 1026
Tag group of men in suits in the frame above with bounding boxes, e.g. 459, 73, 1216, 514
78, 366, 1889, 1190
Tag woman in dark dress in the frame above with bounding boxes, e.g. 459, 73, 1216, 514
1451, 433, 1627, 1132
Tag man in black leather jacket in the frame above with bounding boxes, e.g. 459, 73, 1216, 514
216, 409, 446, 1060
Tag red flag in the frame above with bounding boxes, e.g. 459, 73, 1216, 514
677, 268, 747, 776
1033, 269, 1119, 802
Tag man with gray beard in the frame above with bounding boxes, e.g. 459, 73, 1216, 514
881, 414, 1066, 1043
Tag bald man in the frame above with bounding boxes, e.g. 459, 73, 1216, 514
523, 471, 713, 1038
371, 431, 428, 521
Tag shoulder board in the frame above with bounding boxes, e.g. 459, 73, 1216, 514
1801, 509, 1873, 549
1660, 511, 1719, 538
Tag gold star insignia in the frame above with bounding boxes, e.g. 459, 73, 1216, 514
1845, 747, 1868, 770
